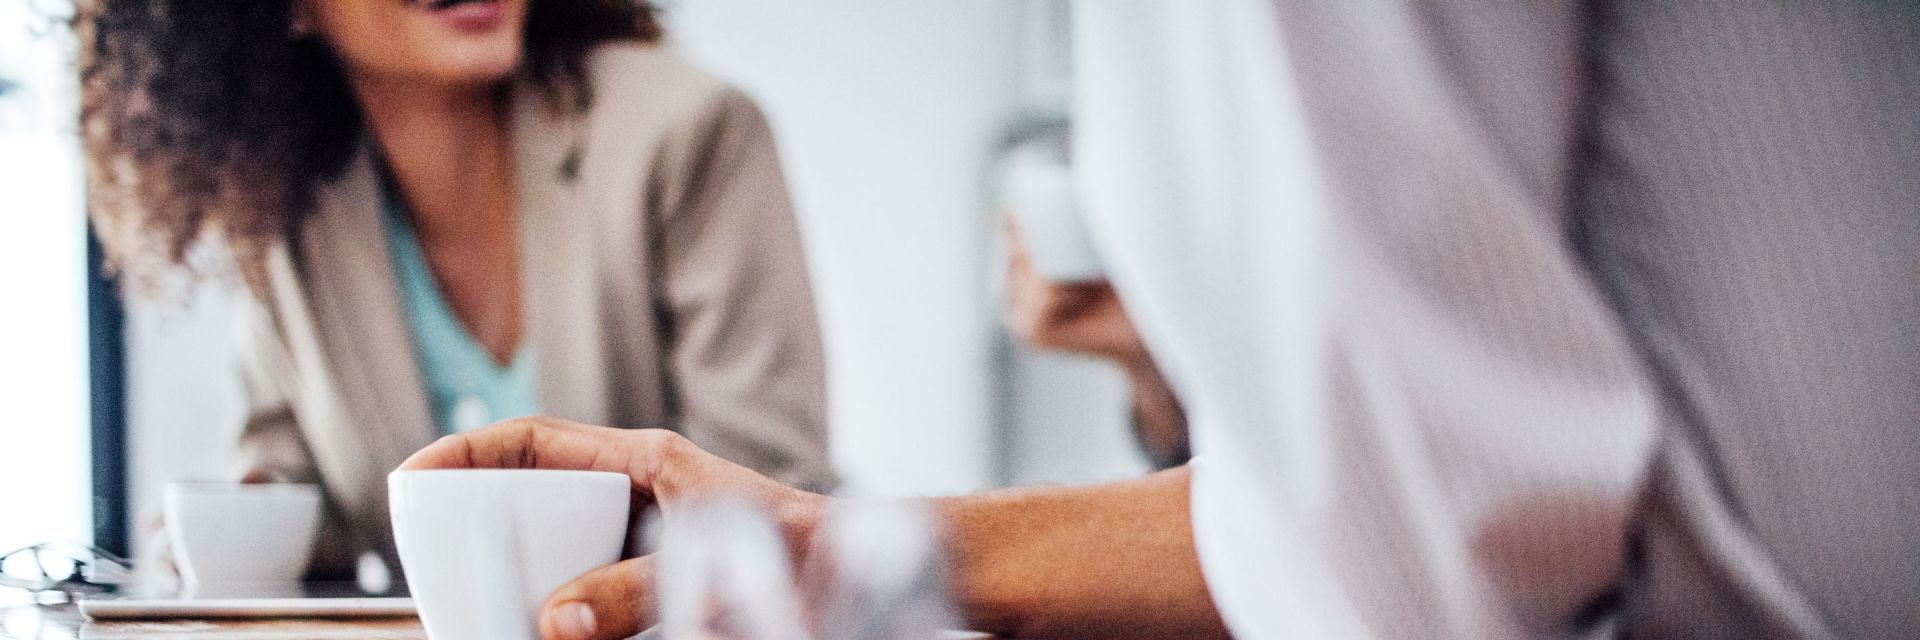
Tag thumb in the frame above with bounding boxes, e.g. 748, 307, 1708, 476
539, 556, 658, 640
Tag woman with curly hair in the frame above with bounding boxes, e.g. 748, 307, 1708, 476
81, 0, 835, 578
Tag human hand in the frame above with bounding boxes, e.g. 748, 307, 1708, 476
1005, 219, 1192, 469
395, 417, 829, 640
1003, 219, 1150, 368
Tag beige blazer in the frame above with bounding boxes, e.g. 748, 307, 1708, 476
233, 44, 834, 578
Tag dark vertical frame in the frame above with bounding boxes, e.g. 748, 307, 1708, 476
87, 229, 129, 557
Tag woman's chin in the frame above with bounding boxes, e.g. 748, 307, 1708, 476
424, 51, 523, 89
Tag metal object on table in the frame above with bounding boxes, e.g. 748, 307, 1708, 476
0, 543, 134, 600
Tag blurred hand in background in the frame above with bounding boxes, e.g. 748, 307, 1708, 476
1002, 220, 1189, 470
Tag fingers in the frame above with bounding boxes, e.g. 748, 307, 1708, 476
540, 556, 658, 640
1004, 216, 1036, 277
396, 417, 681, 492
1004, 217, 1130, 353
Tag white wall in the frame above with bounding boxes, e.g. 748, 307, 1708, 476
0, 0, 93, 555
124, 285, 243, 555
666, 0, 1028, 496
1002, 351, 1147, 486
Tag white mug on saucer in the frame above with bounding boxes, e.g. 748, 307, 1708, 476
163, 482, 322, 591
389, 469, 630, 640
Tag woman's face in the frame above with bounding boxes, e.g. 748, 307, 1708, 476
301, 0, 531, 89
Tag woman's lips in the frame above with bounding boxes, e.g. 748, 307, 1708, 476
419, 0, 506, 33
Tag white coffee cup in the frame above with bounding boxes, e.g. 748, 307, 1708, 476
1001, 142, 1103, 282
389, 469, 630, 640
163, 483, 322, 591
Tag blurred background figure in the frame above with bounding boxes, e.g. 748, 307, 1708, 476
983, 5, 1166, 487
1001, 216, 1187, 469
77, 0, 833, 579
993, 112, 1187, 471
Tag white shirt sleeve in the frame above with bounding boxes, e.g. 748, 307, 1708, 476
1072, 2, 1658, 637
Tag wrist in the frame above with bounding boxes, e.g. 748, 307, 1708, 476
1112, 348, 1158, 378
937, 491, 1033, 636
1122, 363, 1180, 418
934, 472, 1228, 639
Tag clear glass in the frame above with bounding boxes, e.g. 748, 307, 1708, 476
803, 501, 957, 640
656, 501, 810, 640
0, 0, 92, 571
653, 500, 957, 640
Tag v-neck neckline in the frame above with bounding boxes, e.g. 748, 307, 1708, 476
382, 188, 529, 376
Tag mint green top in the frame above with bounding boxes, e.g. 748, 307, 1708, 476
382, 190, 539, 436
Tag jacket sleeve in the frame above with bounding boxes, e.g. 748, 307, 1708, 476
231, 298, 363, 579
645, 87, 838, 492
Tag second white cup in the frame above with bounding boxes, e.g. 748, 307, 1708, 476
164, 482, 321, 591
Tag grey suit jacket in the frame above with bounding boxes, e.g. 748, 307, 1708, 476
233, 44, 836, 577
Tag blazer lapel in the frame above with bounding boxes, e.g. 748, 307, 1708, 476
301, 147, 440, 481
512, 83, 611, 425
296, 83, 612, 490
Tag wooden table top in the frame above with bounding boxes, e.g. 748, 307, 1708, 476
1, 600, 991, 639
1, 603, 425, 640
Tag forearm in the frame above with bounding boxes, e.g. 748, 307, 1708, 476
937, 467, 1229, 639
1121, 361, 1191, 469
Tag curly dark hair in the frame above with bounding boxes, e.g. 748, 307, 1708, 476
79, 0, 661, 293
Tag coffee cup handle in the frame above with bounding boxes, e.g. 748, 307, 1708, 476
469, 512, 535, 640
